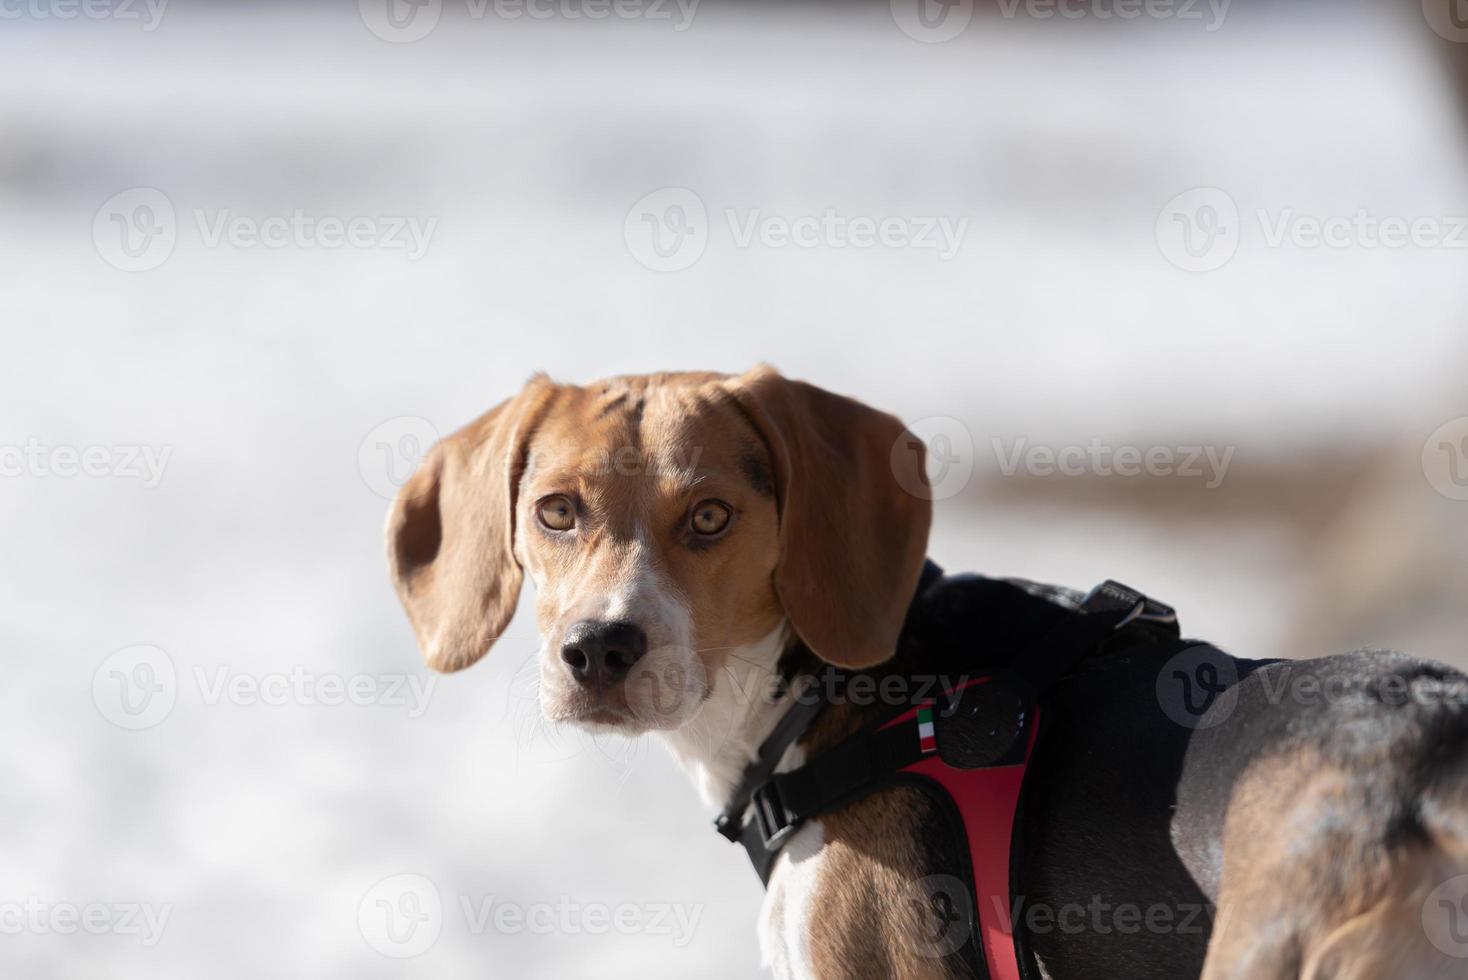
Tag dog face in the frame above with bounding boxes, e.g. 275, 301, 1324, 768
386, 366, 932, 734
515, 375, 785, 731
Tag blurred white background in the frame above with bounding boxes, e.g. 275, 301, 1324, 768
1, 1, 1466, 976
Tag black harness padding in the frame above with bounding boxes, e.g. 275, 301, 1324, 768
1008, 578, 1177, 699
716, 562, 1181, 887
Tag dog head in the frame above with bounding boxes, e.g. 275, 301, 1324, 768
386, 366, 932, 733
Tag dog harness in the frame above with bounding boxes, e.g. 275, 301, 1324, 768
714, 564, 1179, 980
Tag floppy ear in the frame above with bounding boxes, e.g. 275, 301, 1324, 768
386, 378, 556, 673
727, 366, 932, 669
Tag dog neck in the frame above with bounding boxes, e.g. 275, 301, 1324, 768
655, 622, 805, 808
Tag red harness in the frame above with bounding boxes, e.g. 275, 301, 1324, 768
885, 679, 1040, 980
715, 573, 1178, 980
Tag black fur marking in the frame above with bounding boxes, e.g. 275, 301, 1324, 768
739, 443, 775, 498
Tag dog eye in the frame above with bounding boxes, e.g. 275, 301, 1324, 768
537, 495, 576, 532
689, 500, 732, 536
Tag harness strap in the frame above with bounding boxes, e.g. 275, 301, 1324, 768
714, 559, 946, 859
712, 668, 826, 847
717, 570, 1180, 978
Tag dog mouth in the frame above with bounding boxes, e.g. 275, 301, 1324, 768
579, 706, 634, 727
547, 674, 708, 734
545, 687, 643, 730
560, 701, 656, 736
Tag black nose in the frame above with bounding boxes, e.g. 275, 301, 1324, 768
560, 620, 648, 686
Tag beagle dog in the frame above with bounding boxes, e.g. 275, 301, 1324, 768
386, 367, 1468, 979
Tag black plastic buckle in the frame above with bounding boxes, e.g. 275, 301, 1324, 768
1116, 595, 1177, 630
751, 780, 799, 850
713, 810, 743, 843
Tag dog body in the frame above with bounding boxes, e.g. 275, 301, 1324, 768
387, 369, 1468, 979
745, 573, 1468, 979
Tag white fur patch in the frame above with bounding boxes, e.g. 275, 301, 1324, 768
760, 820, 826, 980
655, 623, 826, 977
656, 622, 792, 805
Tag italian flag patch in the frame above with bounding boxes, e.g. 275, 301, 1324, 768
917, 703, 937, 754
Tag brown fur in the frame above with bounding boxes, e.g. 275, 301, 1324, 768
1202, 744, 1468, 980
808, 789, 953, 980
